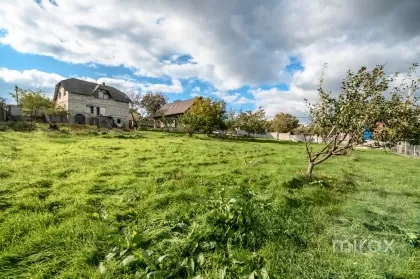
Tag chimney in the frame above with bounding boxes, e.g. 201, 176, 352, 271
102, 82, 105, 86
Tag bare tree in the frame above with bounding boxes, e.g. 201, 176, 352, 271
127, 90, 142, 128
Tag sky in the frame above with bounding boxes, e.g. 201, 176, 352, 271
0, 0, 420, 120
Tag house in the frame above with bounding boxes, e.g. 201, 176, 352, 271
53, 78, 131, 127
0, 106, 5, 121
6, 105, 22, 121
128, 111, 155, 129
151, 99, 194, 128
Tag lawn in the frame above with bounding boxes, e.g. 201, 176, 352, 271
0, 128, 419, 278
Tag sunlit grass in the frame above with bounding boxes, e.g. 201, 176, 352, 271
0, 129, 419, 278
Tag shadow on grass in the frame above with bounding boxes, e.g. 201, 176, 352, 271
282, 171, 358, 193
265, 171, 360, 277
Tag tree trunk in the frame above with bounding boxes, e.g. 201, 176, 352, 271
307, 162, 315, 179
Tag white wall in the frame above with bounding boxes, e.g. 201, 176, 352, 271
66, 92, 130, 126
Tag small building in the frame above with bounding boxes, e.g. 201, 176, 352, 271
53, 78, 131, 127
151, 99, 194, 128
6, 105, 22, 121
0, 106, 5, 121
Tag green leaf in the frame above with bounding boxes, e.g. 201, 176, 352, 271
219, 267, 227, 279
145, 270, 167, 279
122, 255, 136, 266
141, 249, 156, 270
186, 257, 195, 277
260, 268, 269, 279
131, 231, 149, 248
197, 253, 205, 267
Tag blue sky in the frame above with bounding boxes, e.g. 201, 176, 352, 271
0, 0, 418, 118
0, 43, 303, 113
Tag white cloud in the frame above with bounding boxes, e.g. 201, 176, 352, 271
139, 79, 183, 93
0, 68, 184, 102
233, 96, 255, 105
0, 68, 65, 95
1, 0, 420, 114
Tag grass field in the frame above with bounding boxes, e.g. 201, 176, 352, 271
0, 128, 419, 278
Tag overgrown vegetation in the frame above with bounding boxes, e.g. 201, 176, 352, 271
0, 128, 419, 278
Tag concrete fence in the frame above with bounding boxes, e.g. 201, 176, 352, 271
235, 130, 325, 143
391, 142, 420, 158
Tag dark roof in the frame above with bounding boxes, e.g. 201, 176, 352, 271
152, 99, 194, 118
53, 78, 131, 103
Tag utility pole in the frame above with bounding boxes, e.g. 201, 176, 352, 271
15, 85, 19, 105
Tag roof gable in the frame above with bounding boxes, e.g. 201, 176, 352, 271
53, 78, 131, 103
153, 99, 194, 117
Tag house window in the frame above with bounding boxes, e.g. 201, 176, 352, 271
117, 119, 121, 124
98, 91, 104, 99
90, 106, 94, 114
96, 107, 100, 116
104, 94, 109, 100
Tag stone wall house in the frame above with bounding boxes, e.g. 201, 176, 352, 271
53, 78, 131, 127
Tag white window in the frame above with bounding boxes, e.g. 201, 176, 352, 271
98, 91, 104, 99
100, 107, 106, 116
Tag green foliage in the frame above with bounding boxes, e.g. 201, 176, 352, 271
236, 108, 266, 135
18, 88, 65, 124
223, 109, 238, 134
179, 113, 201, 136
0, 97, 5, 109
140, 92, 168, 116
0, 121, 35, 132
180, 97, 226, 136
99, 185, 269, 278
305, 64, 420, 177
270, 112, 299, 133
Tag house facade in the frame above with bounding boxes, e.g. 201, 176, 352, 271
151, 99, 194, 128
53, 78, 131, 127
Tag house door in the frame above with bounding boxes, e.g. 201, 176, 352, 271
74, 114, 85, 124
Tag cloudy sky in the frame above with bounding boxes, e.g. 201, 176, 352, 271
0, 0, 419, 119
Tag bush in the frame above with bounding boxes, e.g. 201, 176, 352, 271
0, 121, 35, 132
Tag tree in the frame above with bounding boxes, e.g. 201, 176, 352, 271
9, 85, 20, 105
0, 97, 5, 109
127, 90, 143, 128
180, 97, 226, 136
271, 113, 299, 137
223, 109, 238, 135
236, 107, 267, 136
179, 113, 201, 136
19, 89, 54, 126
140, 92, 167, 116
304, 64, 420, 178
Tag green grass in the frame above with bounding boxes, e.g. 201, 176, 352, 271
0, 128, 419, 278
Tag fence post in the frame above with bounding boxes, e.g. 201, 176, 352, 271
414, 145, 416, 157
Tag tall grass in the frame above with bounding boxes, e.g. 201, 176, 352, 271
0, 129, 419, 278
